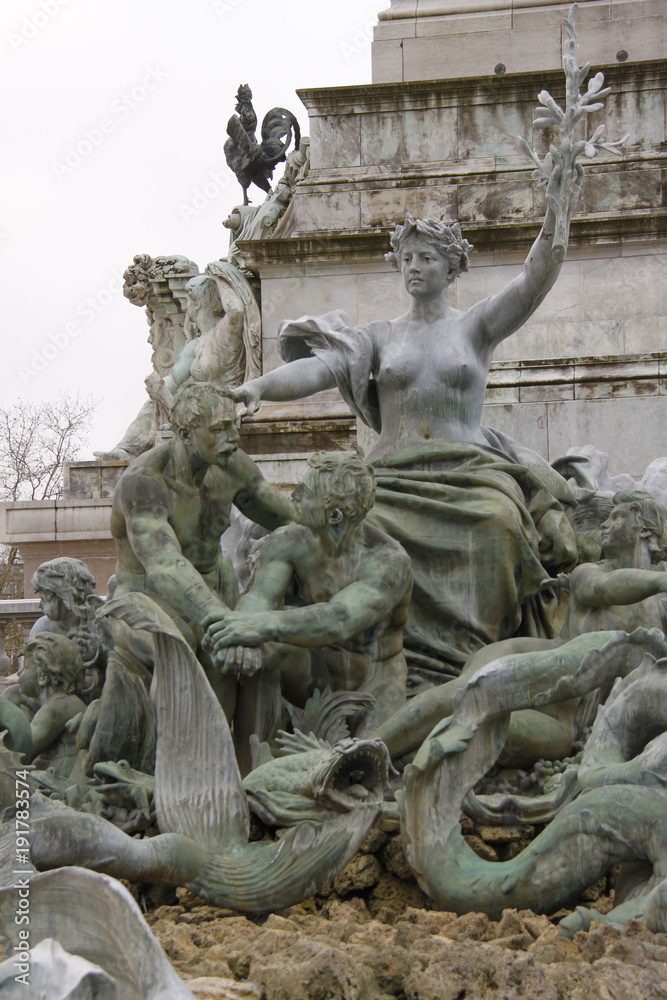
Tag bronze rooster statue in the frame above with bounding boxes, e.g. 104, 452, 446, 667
224, 84, 301, 205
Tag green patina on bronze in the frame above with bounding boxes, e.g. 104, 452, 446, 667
2, 593, 388, 913
398, 628, 667, 931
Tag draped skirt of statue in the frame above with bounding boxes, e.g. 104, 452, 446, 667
367, 441, 556, 682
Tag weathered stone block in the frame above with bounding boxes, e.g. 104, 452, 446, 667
623, 316, 664, 355
457, 100, 534, 160
415, 10, 513, 36
260, 273, 360, 357
457, 175, 534, 223
359, 182, 458, 229
486, 385, 521, 403
360, 106, 458, 166
309, 114, 361, 170
290, 189, 362, 232
373, 0, 667, 82
482, 400, 549, 455
370, 40, 403, 84
582, 166, 663, 215
357, 270, 410, 325
546, 394, 667, 475
401, 26, 562, 81
55, 500, 113, 540
582, 254, 664, 320
0, 502, 56, 542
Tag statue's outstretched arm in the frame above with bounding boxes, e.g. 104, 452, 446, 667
233, 356, 335, 415
570, 563, 667, 609
235, 531, 295, 612
217, 282, 244, 321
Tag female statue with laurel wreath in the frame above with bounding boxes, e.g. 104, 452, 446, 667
231, 202, 578, 682
231, 6, 626, 681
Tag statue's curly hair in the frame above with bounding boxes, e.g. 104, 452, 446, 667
303, 452, 375, 523
386, 215, 473, 284
170, 381, 236, 432
31, 557, 96, 617
22, 632, 83, 695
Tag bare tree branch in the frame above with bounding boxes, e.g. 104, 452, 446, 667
0, 393, 98, 504
0, 392, 99, 599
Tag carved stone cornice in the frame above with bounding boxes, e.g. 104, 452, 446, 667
237, 209, 667, 270
378, 0, 606, 17
236, 231, 391, 269
486, 351, 667, 404
297, 60, 667, 116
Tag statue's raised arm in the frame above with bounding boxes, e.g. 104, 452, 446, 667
469, 164, 573, 354
472, 2, 628, 352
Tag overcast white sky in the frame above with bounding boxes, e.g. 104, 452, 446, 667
1, 0, 384, 454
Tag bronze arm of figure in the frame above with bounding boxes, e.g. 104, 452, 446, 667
203, 454, 412, 765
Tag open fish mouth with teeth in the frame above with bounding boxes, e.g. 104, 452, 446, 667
243, 735, 393, 827
313, 738, 392, 811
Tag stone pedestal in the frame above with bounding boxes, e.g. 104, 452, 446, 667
0, 461, 126, 597
484, 351, 667, 475
373, 0, 666, 82
0, 498, 116, 598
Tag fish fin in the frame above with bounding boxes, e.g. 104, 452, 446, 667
276, 729, 330, 754
106, 593, 249, 852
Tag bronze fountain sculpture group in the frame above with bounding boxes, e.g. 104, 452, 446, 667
2, 9, 667, 991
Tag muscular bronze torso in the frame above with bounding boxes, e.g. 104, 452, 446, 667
112, 445, 239, 588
